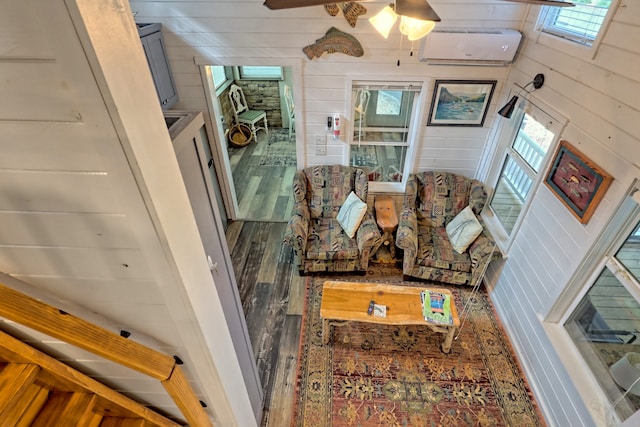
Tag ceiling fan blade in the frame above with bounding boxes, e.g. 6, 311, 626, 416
264, 0, 357, 10
395, 0, 441, 22
499, 0, 575, 6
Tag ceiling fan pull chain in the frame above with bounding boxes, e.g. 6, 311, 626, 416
397, 33, 404, 67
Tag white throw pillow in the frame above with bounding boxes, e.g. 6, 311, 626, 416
446, 206, 483, 254
337, 191, 368, 238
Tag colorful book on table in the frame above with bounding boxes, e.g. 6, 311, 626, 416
420, 290, 453, 325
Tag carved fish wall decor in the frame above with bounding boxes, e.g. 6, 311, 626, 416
302, 27, 364, 60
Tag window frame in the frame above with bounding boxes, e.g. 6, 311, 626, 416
346, 78, 429, 193
210, 65, 233, 95
534, 0, 620, 60
236, 66, 284, 80
544, 183, 640, 427
483, 90, 567, 252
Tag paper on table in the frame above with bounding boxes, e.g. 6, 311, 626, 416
373, 303, 387, 318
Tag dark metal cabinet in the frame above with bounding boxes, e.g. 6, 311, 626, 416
137, 23, 178, 110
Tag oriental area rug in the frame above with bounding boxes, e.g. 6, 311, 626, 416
291, 266, 546, 427
259, 128, 296, 167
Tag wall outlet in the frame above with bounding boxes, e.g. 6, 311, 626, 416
315, 134, 326, 155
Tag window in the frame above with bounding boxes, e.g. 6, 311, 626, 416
238, 66, 283, 80
211, 66, 231, 89
376, 90, 402, 115
539, 0, 614, 46
349, 81, 423, 185
563, 193, 640, 426
487, 98, 563, 245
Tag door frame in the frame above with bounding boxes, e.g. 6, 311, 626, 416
169, 111, 263, 418
197, 57, 305, 220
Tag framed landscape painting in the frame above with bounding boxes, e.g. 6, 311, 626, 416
427, 80, 496, 127
544, 140, 612, 224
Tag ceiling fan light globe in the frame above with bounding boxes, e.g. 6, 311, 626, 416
399, 15, 435, 40
369, 5, 398, 39
395, 0, 441, 21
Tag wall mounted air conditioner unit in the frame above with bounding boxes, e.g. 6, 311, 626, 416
419, 28, 522, 66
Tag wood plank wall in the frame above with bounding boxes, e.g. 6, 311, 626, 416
129, 0, 525, 178
0, 1, 255, 425
3, 0, 637, 425
484, 2, 640, 426
0, 3, 184, 420
129, 1, 640, 425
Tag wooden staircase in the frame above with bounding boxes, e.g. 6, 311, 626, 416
0, 283, 213, 427
0, 329, 180, 426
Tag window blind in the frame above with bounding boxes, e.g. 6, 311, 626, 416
541, 3, 610, 45
353, 81, 422, 91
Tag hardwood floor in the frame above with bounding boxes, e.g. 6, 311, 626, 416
225, 127, 301, 424
227, 129, 296, 222
226, 221, 305, 427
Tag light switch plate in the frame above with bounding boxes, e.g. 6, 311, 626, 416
315, 134, 326, 155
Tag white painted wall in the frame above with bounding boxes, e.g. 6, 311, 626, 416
3, 0, 640, 426
482, 2, 640, 426
129, 1, 640, 425
130, 0, 525, 177
0, 1, 257, 426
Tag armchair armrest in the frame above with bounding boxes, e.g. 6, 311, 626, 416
396, 205, 418, 272
283, 203, 310, 254
355, 212, 382, 270
356, 212, 382, 259
396, 205, 418, 254
468, 229, 502, 288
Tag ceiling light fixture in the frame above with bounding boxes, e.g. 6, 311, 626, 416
498, 73, 545, 119
370, 1, 441, 41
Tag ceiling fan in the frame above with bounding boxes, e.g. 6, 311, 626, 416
500, 0, 574, 6
263, 0, 441, 21
263, 0, 575, 17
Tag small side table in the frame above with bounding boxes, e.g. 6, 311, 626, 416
374, 195, 398, 260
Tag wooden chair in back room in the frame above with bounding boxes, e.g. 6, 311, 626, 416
228, 84, 268, 142
283, 84, 295, 138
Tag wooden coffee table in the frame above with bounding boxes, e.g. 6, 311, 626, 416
320, 281, 460, 353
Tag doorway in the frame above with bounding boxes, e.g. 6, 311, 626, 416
204, 65, 299, 223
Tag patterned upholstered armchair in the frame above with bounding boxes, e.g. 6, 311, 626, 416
396, 171, 502, 287
283, 165, 382, 274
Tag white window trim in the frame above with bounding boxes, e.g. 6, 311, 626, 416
543, 181, 640, 427
210, 65, 233, 96
532, 0, 621, 61
235, 65, 284, 80
482, 89, 567, 253
346, 77, 430, 193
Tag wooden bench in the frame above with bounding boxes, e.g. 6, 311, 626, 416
320, 281, 460, 353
